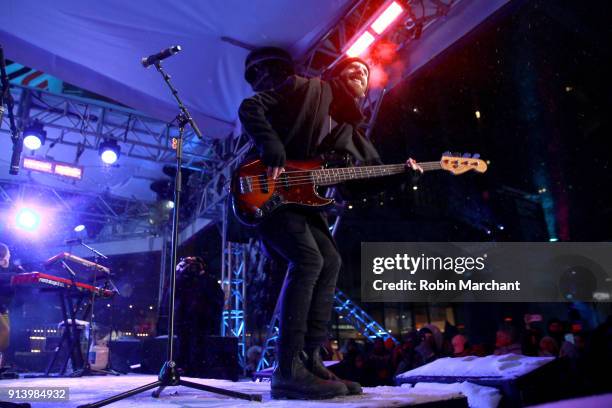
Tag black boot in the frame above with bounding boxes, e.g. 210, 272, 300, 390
303, 346, 362, 395
271, 353, 348, 400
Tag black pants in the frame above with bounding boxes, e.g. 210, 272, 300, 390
258, 209, 342, 358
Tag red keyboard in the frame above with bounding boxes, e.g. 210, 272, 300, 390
11, 272, 115, 298
45, 252, 111, 275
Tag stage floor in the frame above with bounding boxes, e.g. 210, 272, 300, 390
0, 374, 467, 407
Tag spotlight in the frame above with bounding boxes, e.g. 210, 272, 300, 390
164, 200, 175, 210
15, 207, 41, 232
22, 122, 47, 151
74, 224, 86, 232
99, 139, 120, 165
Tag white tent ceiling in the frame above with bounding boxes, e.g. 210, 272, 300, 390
1, 0, 354, 138
1, 0, 510, 204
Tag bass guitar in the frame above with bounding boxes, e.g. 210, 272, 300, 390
231, 153, 487, 226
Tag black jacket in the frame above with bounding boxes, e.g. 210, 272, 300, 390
239, 75, 382, 167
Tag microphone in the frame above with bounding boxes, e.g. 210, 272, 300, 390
65, 238, 82, 245
141, 45, 182, 68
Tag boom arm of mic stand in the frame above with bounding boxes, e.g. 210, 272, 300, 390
79, 241, 108, 260
153, 61, 203, 139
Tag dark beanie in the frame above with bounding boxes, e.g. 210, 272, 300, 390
326, 57, 370, 80
244, 47, 294, 83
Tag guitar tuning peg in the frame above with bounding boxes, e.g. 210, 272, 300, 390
472, 153, 480, 159
462, 153, 471, 158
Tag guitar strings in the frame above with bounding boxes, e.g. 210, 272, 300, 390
243, 162, 443, 189
244, 163, 442, 187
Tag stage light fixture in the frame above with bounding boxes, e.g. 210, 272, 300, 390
22, 122, 47, 151
99, 139, 120, 165
346, 32, 376, 57
22, 157, 83, 179
344, 0, 405, 57
74, 224, 86, 232
15, 207, 41, 232
371, 1, 404, 34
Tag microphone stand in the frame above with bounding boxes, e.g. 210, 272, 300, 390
79, 59, 261, 408
71, 242, 120, 377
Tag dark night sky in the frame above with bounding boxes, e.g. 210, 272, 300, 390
368, 0, 611, 242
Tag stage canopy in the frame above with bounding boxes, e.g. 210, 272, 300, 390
0, 0, 510, 212
0, 0, 358, 139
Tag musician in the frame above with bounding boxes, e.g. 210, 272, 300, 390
157, 256, 224, 375
0, 243, 12, 359
239, 56, 422, 399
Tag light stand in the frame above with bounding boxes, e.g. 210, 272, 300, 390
78, 58, 261, 408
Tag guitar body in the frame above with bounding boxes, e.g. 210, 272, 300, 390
231, 158, 334, 226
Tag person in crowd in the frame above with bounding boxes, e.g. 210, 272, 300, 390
451, 334, 473, 357
494, 325, 522, 355
538, 336, 559, 357
545, 318, 579, 359
394, 331, 423, 375
366, 338, 394, 386
415, 326, 442, 364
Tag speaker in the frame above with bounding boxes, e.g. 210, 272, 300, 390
109, 339, 143, 373
188, 335, 239, 381
13, 351, 54, 372
141, 335, 176, 374
141, 335, 239, 380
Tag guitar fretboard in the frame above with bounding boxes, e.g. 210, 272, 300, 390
312, 161, 442, 186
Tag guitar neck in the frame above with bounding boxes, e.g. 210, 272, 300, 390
313, 161, 441, 186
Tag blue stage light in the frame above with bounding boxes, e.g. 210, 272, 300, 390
22, 122, 47, 150
15, 207, 41, 231
74, 224, 86, 232
99, 140, 120, 165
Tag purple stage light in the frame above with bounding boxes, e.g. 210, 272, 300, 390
15, 207, 41, 232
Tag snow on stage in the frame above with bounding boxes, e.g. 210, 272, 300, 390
1, 374, 468, 407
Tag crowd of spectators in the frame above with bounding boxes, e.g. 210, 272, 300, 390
325, 314, 612, 396
243, 314, 611, 398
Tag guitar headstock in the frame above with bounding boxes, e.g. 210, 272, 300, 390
440, 152, 488, 175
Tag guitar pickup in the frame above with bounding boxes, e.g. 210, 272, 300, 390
259, 175, 269, 193
280, 173, 290, 190
239, 176, 253, 194
262, 192, 282, 212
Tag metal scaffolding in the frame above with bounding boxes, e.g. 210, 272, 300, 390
0, 84, 253, 244
220, 238, 263, 369
1, 85, 217, 165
